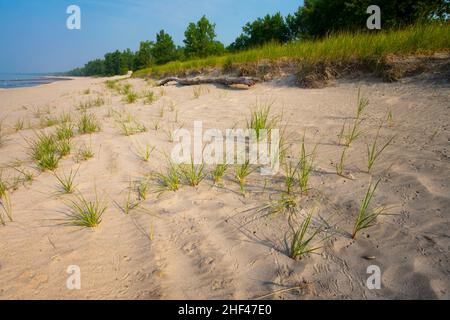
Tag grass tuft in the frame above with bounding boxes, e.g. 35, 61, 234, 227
78, 113, 100, 134
65, 192, 106, 228
28, 132, 65, 171
336, 147, 348, 177
298, 135, 316, 194
352, 178, 385, 239
0, 191, 13, 225
235, 160, 254, 195
151, 160, 181, 193
54, 167, 79, 194
143, 91, 156, 104
75, 142, 94, 163
246, 101, 279, 141
181, 158, 206, 187
123, 91, 139, 104
211, 164, 228, 185
367, 126, 395, 172
289, 207, 324, 260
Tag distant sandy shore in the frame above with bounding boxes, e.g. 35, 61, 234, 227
0, 72, 449, 299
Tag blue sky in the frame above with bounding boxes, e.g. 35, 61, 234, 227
0, 0, 303, 73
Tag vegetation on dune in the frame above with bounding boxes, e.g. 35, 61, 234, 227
67, 0, 449, 78
65, 192, 106, 228
135, 23, 449, 77
27, 131, 72, 171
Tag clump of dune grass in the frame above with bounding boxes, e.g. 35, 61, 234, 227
74, 142, 94, 163
83, 89, 90, 95
78, 113, 100, 134
39, 115, 59, 128
367, 126, 395, 172
58, 112, 72, 124
126, 181, 141, 212
283, 160, 298, 195
56, 122, 74, 141
123, 91, 139, 104
192, 85, 209, 99
117, 119, 147, 136
211, 163, 228, 185
12, 166, 35, 185
290, 207, 324, 260
56, 138, 71, 157
137, 178, 151, 200
76, 97, 105, 111
336, 147, 348, 177
113, 181, 140, 215
159, 87, 166, 97
133, 142, 154, 162
298, 136, 316, 194
162, 123, 183, 143
65, 192, 106, 228
14, 118, 25, 132
143, 91, 156, 104
235, 160, 254, 195
181, 158, 206, 187
105, 80, 118, 90
28, 132, 63, 171
54, 167, 79, 194
120, 83, 132, 95
338, 90, 368, 146
277, 126, 290, 164
246, 101, 279, 141
0, 191, 13, 225
262, 193, 298, 216
151, 160, 181, 193
352, 178, 385, 239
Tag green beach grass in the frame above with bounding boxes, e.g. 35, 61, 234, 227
133, 24, 449, 78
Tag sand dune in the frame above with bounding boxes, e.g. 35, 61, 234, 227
0, 72, 449, 299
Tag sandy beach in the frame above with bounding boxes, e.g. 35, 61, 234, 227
0, 69, 449, 299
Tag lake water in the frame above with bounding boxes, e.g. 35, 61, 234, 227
0, 73, 70, 89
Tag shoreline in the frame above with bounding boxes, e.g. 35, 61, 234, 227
0, 75, 75, 90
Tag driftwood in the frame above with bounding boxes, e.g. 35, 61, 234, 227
157, 76, 261, 87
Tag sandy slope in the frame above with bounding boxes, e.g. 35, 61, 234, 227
0, 72, 449, 299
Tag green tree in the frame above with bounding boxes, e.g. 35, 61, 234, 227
83, 59, 104, 76
121, 48, 135, 73
233, 12, 290, 50
183, 15, 224, 58
287, 0, 449, 39
134, 41, 154, 70
104, 50, 123, 75
152, 30, 177, 65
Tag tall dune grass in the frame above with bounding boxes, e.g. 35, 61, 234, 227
134, 24, 449, 77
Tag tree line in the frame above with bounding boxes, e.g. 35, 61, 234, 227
67, 0, 448, 76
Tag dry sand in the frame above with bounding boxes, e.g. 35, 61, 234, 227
0, 71, 449, 299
